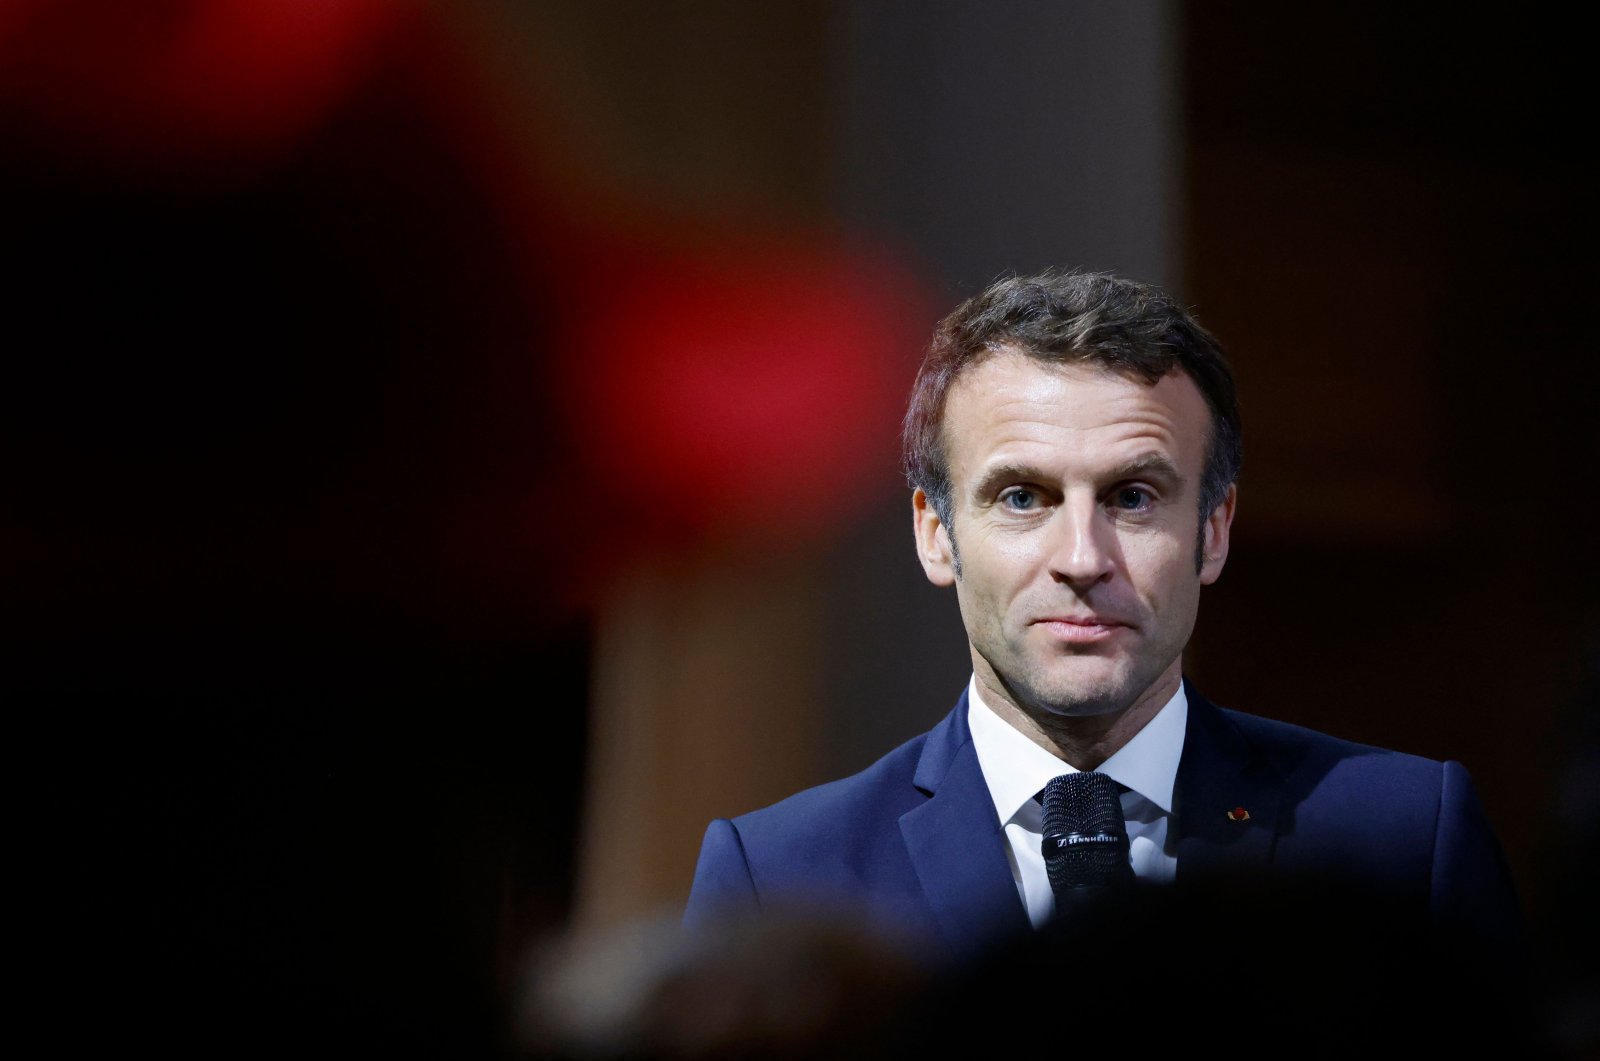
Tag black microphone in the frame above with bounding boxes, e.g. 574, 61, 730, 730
1041, 771, 1135, 910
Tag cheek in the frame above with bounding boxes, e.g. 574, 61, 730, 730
962, 526, 1030, 571
984, 531, 1048, 577
953, 546, 1033, 621
1124, 537, 1198, 605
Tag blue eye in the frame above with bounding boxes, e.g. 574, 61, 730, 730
1114, 487, 1151, 510
1001, 488, 1037, 510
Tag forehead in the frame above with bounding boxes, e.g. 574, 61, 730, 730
940, 348, 1211, 485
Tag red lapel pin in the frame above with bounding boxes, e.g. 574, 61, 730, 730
1226, 806, 1251, 822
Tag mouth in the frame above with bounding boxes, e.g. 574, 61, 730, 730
1031, 616, 1132, 644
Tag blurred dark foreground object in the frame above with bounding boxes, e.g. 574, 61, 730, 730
522, 876, 1544, 1059
896, 876, 1541, 1058
519, 913, 933, 1060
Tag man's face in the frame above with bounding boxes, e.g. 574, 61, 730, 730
913, 348, 1234, 721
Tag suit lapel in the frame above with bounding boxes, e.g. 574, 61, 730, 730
1173, 682, 1283, 882
899, 692, 1029, 959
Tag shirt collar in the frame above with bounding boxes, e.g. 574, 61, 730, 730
967, 676, 1188, 827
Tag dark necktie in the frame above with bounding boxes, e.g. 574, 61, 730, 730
1040, 771, 1135, 912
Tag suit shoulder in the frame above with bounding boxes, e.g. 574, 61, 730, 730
1218, 704, 1445, 783
1209, 703, 1459, 828
688, 724, 953, 942
728, 728, 932, 848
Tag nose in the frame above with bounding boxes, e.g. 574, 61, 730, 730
1047, 497, 1117, 589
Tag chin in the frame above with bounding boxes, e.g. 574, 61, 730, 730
1021, 673, 1136, 719
1033, 692, 1130, 719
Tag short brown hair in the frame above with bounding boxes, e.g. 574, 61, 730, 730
903, 269, 1241, 554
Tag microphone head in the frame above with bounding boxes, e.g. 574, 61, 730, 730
1041, 771, 1134, 897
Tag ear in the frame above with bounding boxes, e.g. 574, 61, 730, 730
912, 488, 957, 587
1199, 483, 1237, 585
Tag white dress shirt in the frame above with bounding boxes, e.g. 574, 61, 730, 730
966, 676, 1186, 928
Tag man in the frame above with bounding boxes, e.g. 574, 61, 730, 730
684, 270, 1519, 964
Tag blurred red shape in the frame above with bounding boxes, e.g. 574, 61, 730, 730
557, 238, 927, 547
0, 0, 403, 175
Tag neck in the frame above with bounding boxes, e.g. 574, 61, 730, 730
975, 666, 1180, 770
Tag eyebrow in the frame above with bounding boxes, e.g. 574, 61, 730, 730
1109, 453, 1184, 487
970, 463, 1048, 502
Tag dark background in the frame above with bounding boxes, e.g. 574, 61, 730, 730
5, 2, 1593, 1054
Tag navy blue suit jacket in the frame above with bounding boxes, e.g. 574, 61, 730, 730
685, 682, 1521, 962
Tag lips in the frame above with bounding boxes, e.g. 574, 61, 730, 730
1031, 615, 1133, 643
1033, 615, 1131, 629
